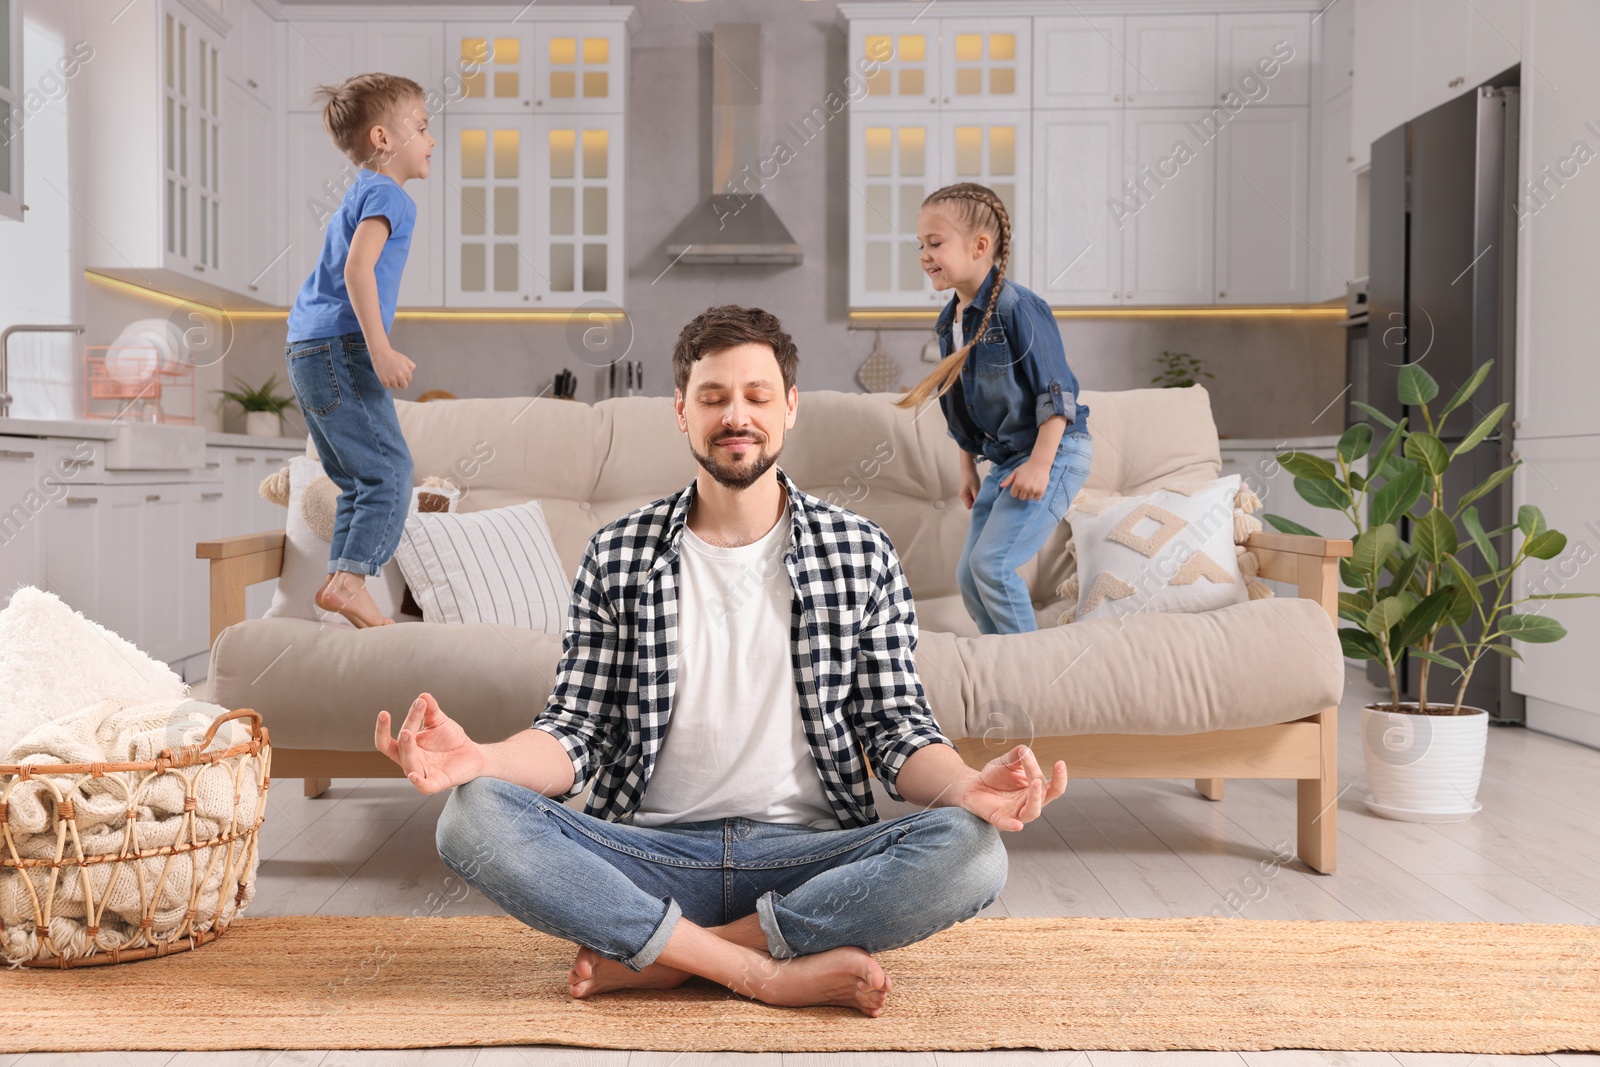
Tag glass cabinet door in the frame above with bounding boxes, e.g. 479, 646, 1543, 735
849, 114, 943, 307
941, 112, 1029, 287
851, 22, 940, 111
446, 25, 534, 112
445, 116, 535, 305
533, 113, 623, 305
533, 23, 626, 113
937, 20, 1031, 110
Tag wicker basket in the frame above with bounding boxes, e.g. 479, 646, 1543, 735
0, 708, 271, 968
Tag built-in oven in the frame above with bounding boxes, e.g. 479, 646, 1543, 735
1340, 276, 1369, 427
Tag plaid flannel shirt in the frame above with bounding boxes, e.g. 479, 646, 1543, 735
530, 465, 957, 828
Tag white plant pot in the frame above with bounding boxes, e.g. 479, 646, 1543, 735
245, 411, 282, 437
1361, 703, 1488, 822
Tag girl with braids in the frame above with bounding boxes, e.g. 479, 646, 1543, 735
893, 182, 1092, 634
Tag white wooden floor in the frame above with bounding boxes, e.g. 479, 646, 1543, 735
9, 668, 1599, 1066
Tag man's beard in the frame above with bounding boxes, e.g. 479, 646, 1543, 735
690, 430, 782, 491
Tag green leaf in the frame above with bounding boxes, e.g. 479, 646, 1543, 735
1517, 505, 1547, 539
1370, 466, 1426, 526
1457, 463, 1519, 511
1339, 557, 1362, 589
1412, 508, 1459, 564
1525, 592, 1600, 600
1294, 475, 1352, 511
1445, 582, 1476, 627
1484, 643, 1524, 660
1524, 530, 1568, 560
1339, 591, 1373, 621
1352, 402, 1398, 429
1352, 523, 1400, 578
1278, 451, 1340, 480
1349, 469, 1367, 492
1396, 586, 1458, 648
1498, 613, 1568, 643
1439, 360, 1494, 419
1366, 596, 1407, 637
1383, 549, 1422, 600
1398, 364, 1440, 406
1461, 506, 1499, 570
1447, 555, 1483, 606
1404, 433, 1451, 478
1452, 402, 1510, 459
1338, 423, 1374, 465
1411, 649, 1464, 670
1263, 513, 1321, 537
1340, 628, 1383, 660
1369, 419, 1409, 480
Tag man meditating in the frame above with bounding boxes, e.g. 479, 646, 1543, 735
373, 305, 1069, 1017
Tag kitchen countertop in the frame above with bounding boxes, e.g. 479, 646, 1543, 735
1218, 435, 1342, 451
0, 417, 306, 451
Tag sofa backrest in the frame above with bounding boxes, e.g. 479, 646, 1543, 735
316, 385, 1221, 605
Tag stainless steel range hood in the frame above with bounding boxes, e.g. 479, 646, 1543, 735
663, 23, 803, 266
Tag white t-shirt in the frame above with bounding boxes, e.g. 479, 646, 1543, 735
630, 514, 841, 829
952, 308, 965, 350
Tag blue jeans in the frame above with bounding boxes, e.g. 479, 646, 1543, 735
434, 775, 1008, 972
284, 332, 413, 577
958, 432, 1093, 634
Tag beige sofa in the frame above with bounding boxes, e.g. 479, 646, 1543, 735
198, 385, 1350, 872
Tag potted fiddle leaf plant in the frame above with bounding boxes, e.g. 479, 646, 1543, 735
1266, 360, 1595, 821
216, 373, 297, 437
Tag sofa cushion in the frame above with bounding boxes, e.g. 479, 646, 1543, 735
207, 597, 1341, 755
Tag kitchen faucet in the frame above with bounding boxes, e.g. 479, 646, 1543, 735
0, 323, 87, 418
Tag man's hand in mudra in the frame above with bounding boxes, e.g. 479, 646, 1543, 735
957, 744, 1068, 831
376, 693, 485, 794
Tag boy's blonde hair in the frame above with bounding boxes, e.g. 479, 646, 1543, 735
311, 72, 425, 165
892, 182, 1013, 411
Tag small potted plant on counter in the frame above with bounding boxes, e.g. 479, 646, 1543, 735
1267, 360, 1596, 822
216, 373, 297, 437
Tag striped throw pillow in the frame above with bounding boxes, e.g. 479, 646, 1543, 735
391, 501, 572, 630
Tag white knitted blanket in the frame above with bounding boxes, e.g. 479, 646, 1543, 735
1, 697, 265, 966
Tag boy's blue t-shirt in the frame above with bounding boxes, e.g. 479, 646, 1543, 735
286, 170, 416, 343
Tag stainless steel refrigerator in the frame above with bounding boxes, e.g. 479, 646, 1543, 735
1355, 85, 1523, 721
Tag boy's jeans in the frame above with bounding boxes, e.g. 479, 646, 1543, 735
958, 432, 1094, 634
435, 775, 1009, 972
284, 332, 414, 577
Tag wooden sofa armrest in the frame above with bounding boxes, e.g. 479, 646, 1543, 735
1244, 530, 1352, 624
196, 530, 286, 645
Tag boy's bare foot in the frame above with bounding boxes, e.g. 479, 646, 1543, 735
314, 571, 395, 628
735, 946, 893, 1017
567, 946, 692, 997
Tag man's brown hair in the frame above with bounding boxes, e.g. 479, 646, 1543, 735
671, 305, 800, 395
311, 72, 426, 165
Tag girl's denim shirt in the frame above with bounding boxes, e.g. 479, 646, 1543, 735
934, 266, 1091, 466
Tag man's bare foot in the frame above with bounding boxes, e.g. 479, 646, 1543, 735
736, 946, 894, 1017
568, 946, 692, 997
314, 571, 394, 628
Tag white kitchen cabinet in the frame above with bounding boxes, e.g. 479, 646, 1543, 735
445, 113, 536, 305
1510, 436, 1600, 748
0, 438, 45, 598
850, 21, 940, 111
1124, 16, 1216, 107
284, 22, 364, 111
941, 111, 1029, 287
1352, 0, 1523, 169
1032, 110, 1124, 306
1318, 0, 1355, 103
164, 4, 224, 278
1032, 15, 1124, 109
141, 488, 188, 663
42, 488, 110, 630
222, 78, 287, 305
1312, 87, 1356, 303
1215, 106, 1309, 304
1122, 109, 1215, 305
181, 481, 227, 663
221, 0, 277, 107
1217, 13, 1309, 107
851, 18, 1028, 112
533, 113, 626, 306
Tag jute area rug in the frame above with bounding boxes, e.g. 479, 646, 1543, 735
2, 915, 1597, 1054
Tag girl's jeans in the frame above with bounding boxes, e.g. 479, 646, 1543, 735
958, 432, 1093, 634
284, 332, 414, 577
435, 775, 1009, 972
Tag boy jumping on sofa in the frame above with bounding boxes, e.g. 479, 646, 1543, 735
284, 72, 432, 628
373, 305, 1071, 1017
